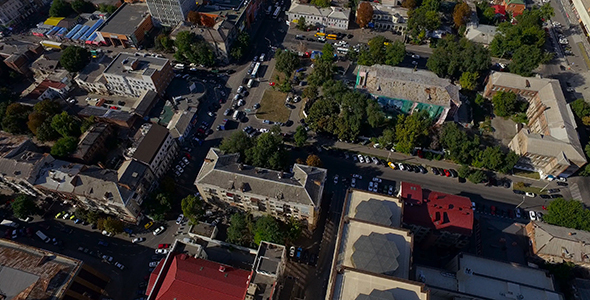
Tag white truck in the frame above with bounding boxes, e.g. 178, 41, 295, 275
0, 220, 18, 228
36, 231, 51, 243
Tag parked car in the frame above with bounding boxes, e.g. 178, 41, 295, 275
529, 211, 537, 221
372, 177, 382, 183
153, 226, 165, 235
351, 178, 356, 188
149, 261, 160, 268
98, 240, 109, 247
525, 192, 537, 198
155, 248, 169, 254
144, 221, 154, 229
176, 214, 184, 225
548, 188, 560, 193
102, 255, 113, 263
158, 243, 171, 249
334, 175, 339, 184
289, 246, 296, 257
513, 190, 525, 195
115, 262, 125, 270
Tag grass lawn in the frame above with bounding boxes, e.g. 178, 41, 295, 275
513, 170, 541, 180
256, 89, 290, 123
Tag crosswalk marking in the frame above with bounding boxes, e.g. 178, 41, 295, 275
570, 183, 583, 201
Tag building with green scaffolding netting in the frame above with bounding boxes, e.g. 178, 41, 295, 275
355, 65, 461, 125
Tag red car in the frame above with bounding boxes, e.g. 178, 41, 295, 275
444, 169, 451, 177
269, 82, 276, 86
158, 244, 170, 249
185, 153, 191, 159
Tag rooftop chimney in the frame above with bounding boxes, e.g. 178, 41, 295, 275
219, 265, 226, 272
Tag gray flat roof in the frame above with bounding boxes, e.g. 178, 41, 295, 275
98, 3, 149, 36
103, 52, 169, 79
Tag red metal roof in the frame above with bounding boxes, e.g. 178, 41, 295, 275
493, 4, 506, 15
146, 254, 252, 300
400, 182, 473, 236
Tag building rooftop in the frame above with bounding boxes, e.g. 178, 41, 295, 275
0, 150, 50, 182
0, 239, 82, 300
132, 124, 170, 165
344, 190, 403, 227
329, 268, 429, 300
117, 159, 151, 190
75, 166, 134, 205
78, 106, 136, 124
195, 148, 327, 207
356, 64, 461, 109
34, 159, 84, 193
0, 133, 32, 158
147, 253, 252, 300
24, 80, 68, 102
75, 55, 112, 84
132, 90, 159, 118
167, 108, 197, 139
527, 221, 590, 265
488, 72, 586, 165
98, 3, 149, 36
72, 123, 111, 161
249, 242, 285, 300
416, 252, 561, 300
465, 23, 497, 45
288, 0, 351, 20
400, 182, 474, 236
103, 52, 170, 79
189, 221, 217, 239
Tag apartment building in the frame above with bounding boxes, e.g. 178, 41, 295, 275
171, 19, 238, 63
195, 148, 327, 228
287, 0, 351, 29
130, 123, 178, 179
356, 64, 461, 125
96, 3, 153, 48
0, 239, 110, 300
416, 253, 563, 300
0, 0, 39, 27
0, 40, 44, 75
325, 189, 429, 300
74, 55, 112, 95
103, 52, 174, 97
484, 72, 586, 178
527, 221, 590, 269
399, 182, 474, 249
146, 0, 196, 26
0, 133, 52, 197
72, 123, 114, 164
358, 2, 408, 33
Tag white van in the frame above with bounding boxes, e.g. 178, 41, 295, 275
36, 231, 50, 243
1, 220, 18, 228
247, 79, 254, 88
232, 110, 241, 120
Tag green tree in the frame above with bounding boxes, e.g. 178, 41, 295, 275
71, 0, 95, 13
80, 116, 96, 133
500, 151, 519, 174
86, 210, 100, 224
368, 35, 387, 65
51, 112, 80, 137
378, 128, 396, 148
230, 31, 250, 61
459, 72, 478, 90
60, 46, 90, 73
27, 112, 47, 135
98, 3, 118, 13
407, 6, 441, 39
474, 146, 505, 170
227, 213, 254, 247
254, 215, 284, 245
457, 165, 471, 178
385, 41, 406, 66
356, 1, 374, 28
50, 136, 78, 157
311, 0, 331, 7
36, 120, 60, 142
302, 85, 318, 100
2, 103, 32, 134
275, 50, 300, 76
491, 91, 526, 117
285, 218, 303, 243
308, 59, 334, 86
440, 122, 480, 165
155, 34, 174, 52
510, 44, 551, 77
394, 111, 431, 154
246, 132, 289, 170
103, 217, 124, 234
297, 16, 307, 30
570, 99, 590, 119
322, 43, 335, 62
544, 198, 590, 231
174, 31, 215, 67
294, 125, 308, 147
467, 169, 486, 183
11, 194, 37, 219
426, 37, 490, 78
489, 6, 548, 58
49, 0, 73, 17
34, 99, 60, 115
181, 195, 203, 225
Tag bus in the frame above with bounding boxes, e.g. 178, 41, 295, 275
251, 62, 261, 78
40, 40, 63, 49
327, 34, 337, 40
273, 6, 281, 18
314, 32, 325, 37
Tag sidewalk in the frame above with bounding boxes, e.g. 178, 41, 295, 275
312, 136, 546, 187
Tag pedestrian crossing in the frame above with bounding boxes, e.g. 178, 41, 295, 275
570, 182, 583, 201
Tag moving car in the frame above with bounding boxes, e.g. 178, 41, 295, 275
153, 226, 165, 235
132, 237, 145, 243
334, 175, 339, 184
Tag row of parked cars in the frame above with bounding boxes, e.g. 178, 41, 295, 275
289, 246, 317, 266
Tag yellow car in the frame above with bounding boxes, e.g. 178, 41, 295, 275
387, 162, 397, 170
55, 211, 65, 219
144, 221, 154, 229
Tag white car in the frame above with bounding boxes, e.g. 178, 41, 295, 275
149, 261, 160, 268
388, 185, 394, 195
369, 181, 374, 191
364, 155, 371, 163
351, 178, 356, 188
259, 128, 269, 133
114, 262, 125, 270
176, 214, 184, 225
62, 212, 70, 219
334, 175, 339, 184
237, 86, 244, 93
371, 157, 379, 164
155, 248, 169, 255
471, 202, 476, 211
411, 54, 420, 59
289, 246, 296, 257
352, 174, 362, 179
372, 177, 382, 183
529, 211, 537, 221
525, 192, 536, 198
397, 163, 406, 171
102, 255, 113, 263
153, 226, 165, 235
132, 237, 145, 243
176, 165, 184, 173
182, 157, 189, 164
358, 155, 365, 163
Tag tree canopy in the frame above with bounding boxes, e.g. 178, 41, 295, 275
571, 99, 590, 120
227, 213, 254, 247
60, 46, 90, 73
426, 36, 490, 79
230, 31, 250, 61
71, 0, 96, 14
2, 103, 32, 134
393, 111, 431, 154
102, 217, 124, 234
219, 130, 289, 171
491, 91, 528, 118
311, 0, 331, 7
49, 0, 73, 17
219, 130, 254, 158
50, 136, 78, 157
306, 154, 323, 167
181, 195, 203, 225
11, 194, 37, 219
356, 2, 374, 28
275, 50, 300, 76
453, 2, 471, 28
544, 198, 590, 231
51, 112, 81, 138
174, 31, 215, 67
358, 36, 405, 67
294, 125, 308, 147
253, 215, 284, 245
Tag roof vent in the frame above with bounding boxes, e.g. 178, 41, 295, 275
132, 172, 138, 178
219, 265, 226, 272
525, 80, 530, 88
